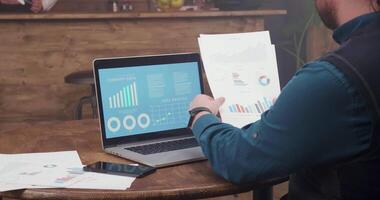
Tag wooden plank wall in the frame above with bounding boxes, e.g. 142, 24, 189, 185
0, 17, 263, 125
51, 0, 111, 12
306, 24, 339, 61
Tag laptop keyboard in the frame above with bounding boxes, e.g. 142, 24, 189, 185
125, 138, 199, 155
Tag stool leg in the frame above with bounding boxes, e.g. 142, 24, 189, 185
74, 98, 84, 120
90, 85, 98, 118
253, 186, 273, 200
91, 96, 98, 118
74, 96, 92, 120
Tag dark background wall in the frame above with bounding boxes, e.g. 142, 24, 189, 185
262, 0, 321, 87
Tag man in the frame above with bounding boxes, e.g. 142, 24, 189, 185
0, 0, 57, 13
189, 0, 380, 199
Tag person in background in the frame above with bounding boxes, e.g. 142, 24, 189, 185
0, 0, 57, 13
189, 0, 380, 199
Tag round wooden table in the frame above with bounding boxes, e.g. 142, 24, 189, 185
0, 120, 287, 200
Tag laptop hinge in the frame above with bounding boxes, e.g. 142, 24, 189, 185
104, 144, 118, 148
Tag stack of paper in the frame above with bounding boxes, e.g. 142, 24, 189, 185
0, 151, 135, 192
198, 31, 281, 128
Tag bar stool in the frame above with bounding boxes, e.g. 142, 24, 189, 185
64, 70, 97, 120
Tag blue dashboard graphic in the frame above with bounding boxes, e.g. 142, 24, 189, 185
98, 62, 201, 139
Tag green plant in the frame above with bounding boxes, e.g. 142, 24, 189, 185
279, 0, 321, 68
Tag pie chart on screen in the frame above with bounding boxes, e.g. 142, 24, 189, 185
259, 75, 270, 86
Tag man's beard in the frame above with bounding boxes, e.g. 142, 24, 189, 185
315, 0, 339, 30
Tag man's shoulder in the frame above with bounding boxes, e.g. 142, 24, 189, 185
298, 60, 350, 88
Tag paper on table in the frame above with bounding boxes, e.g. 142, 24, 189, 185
67, 171, 135, 190
0, 162, 85, 188
0, 182, 56, 192
0, 183, 28, 192
0, 151, 82, 167
0, 151, 135, 192
0, 151, 82, 188
0, 151, 83, 192
8, 165, 135, 190
0, 164, 135, 191
0, 184, 54, 193
198, 31, 281, 128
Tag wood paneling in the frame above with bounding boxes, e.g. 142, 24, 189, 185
0, 10, 287, 20
306, 24, 339, 61
0, 13, 276, 124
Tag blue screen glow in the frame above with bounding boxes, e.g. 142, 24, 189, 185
99, 62, 201, 139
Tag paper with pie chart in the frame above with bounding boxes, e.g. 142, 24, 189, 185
198, 31, 281, 128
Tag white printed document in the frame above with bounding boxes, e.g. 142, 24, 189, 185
0, 151, 83, 192
198, 31, 281, 128
0, 151, 82, 167
0, 151, 135, 192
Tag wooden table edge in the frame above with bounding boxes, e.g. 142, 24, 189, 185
1, 177, 288, 200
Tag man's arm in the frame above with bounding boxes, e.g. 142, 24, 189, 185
190, 61, 372, 184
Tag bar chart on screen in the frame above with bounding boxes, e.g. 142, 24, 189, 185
108, 82, 139, 109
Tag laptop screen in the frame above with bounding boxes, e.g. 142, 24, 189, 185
98, 62, 201, 139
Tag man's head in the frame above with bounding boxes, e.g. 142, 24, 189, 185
315, 0, 380, 30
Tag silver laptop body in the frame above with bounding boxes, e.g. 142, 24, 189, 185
93, 53, 206, 167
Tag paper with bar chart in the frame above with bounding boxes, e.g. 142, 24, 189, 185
98, 62, 201, 138
199, 31, 281, 128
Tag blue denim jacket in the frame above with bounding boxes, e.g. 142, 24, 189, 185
192, 12, 380, 184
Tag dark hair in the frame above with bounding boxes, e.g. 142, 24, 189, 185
378, 0, 380, 6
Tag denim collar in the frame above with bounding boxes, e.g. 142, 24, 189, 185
333, 12, 380, 44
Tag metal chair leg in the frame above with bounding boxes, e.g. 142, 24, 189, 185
90, 95, 98, 118
74, 96, 92, 120
74, 85, 97, 120
90, 84, 98, 118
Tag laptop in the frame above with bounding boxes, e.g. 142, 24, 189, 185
93, 53, 206, 167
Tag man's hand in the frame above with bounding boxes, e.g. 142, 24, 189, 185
188, 95, 225, 128
189, 94, 225, 115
